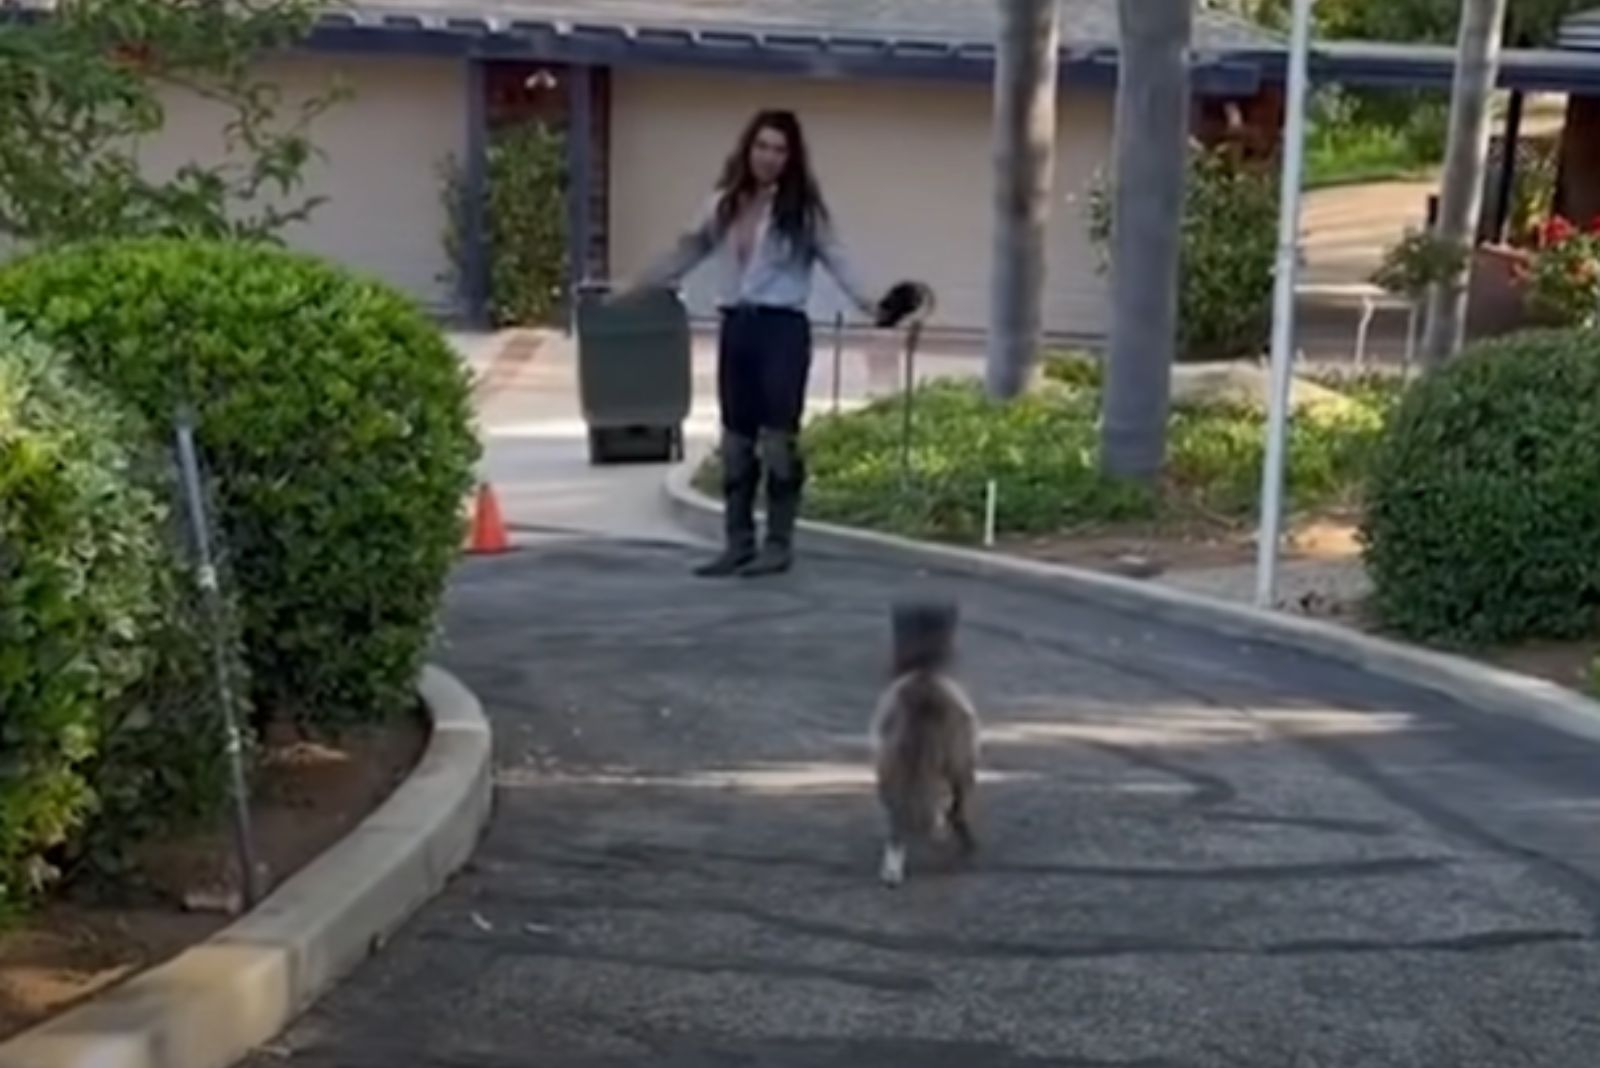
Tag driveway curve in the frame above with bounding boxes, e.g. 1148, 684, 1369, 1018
251, 535, 1600, 1068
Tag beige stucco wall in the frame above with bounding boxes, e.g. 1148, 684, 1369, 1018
609, 68, 1112, 338
139, 53, 464, 312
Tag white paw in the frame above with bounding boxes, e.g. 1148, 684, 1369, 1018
879, 845, 906, 888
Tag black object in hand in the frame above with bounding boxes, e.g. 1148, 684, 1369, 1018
876, 281, 934, 328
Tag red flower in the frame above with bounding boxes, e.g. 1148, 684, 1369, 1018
1542, 216, 1577, 247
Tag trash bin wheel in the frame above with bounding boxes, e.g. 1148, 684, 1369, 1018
587, 427, 612, 466
587, 425, 681, 466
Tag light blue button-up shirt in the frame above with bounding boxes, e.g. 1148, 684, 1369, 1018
638, 194, 876, 315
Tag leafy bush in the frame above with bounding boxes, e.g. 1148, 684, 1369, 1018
1089, 146, 1278, 362
1166, 392, 1385, 518
1040, 350, 1103, 390
0, 240, 481, 729
1236, 0, 1585, 50
442, 122, 569, 326
0, 0, 340, 246
1304, 87, 1447, 189
1313, 0, 1586, 49
698, 376, 1387, 543
1508, 147, 1559, 247
81, 516, 242, 888
1373, 230, 1468, 301
1363, 330, 1600, 646
0, 318, 170, 913
1303, 369, 1409, 416
801, 381, 1153, 541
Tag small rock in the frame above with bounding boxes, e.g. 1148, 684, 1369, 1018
1111, 554, 1165, 580
184, 886, 243, 916
470, 911, 494, 933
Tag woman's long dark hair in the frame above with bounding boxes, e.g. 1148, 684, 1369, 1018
713, 109, 830, 258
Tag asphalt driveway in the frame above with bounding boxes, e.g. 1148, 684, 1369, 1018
250, 535, 1600, 1067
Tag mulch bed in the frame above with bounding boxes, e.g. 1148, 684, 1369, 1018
0, 715, 426, 1041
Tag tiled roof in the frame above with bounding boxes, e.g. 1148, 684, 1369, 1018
340, 0, 1280, 53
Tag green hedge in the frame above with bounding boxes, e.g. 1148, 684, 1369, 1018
0, 318, 170, 914
1363, 330, 1600, 646
0, 240, 481, 729
442, 121, 569, 327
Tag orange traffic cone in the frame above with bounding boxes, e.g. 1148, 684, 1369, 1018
467, 483, 510, 555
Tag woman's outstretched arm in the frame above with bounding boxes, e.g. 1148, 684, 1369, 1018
627, 196, 720, 293
814, 215, 878, 316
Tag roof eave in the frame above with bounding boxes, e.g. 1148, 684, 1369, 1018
305, 13, 1266, 96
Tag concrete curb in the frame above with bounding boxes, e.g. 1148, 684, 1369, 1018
0, 664, 494, 1068
664, 455, 1600, 747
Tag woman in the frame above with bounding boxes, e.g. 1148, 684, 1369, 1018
626, 109, 881, 579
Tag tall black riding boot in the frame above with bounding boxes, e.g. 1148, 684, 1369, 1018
696, 432, 760, 577
742, 430, 805, 578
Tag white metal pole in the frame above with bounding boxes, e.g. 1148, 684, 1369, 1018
1254, 0, 1315, 610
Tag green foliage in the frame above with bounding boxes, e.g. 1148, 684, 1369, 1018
1089, 146, 1278, 362
1507, 0, 1593, 47
0, 318, 170, 914
442, 122, 569, 327
0, 0, 343, 246
1373, 229, 1469, 299
0, 240, 481, 730
1312, 0, 1584, 46
1306, 88, 1447, 189
1234, 0, 1585, 46
800, 382, 1153, 542
1509, 147, 1559, 248
1168, 391, 1387, 518
1039, 350, 1104, 390
1363, 330, 1600, 646
699, 376, 1387, 544
1208, 0, 1296, 32
79, 498, 243, 887
1316, 0, 1459, 42
1304, 369, 1410, 416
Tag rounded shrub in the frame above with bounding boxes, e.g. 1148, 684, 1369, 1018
1089, 146, 1278, 361
0, 317, 169, 913
1362, 330, 1600, 646
0, 240, 481, 729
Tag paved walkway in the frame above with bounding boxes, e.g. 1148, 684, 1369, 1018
1301, 180, 1437, 288
246, 345, 1600, 1067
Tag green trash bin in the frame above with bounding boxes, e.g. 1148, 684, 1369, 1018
575, 285, 692, 465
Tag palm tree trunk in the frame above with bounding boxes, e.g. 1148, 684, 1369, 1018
986, 0, 1060, 399
1421, 0, 1510, 367
1101, 0, 1192, 482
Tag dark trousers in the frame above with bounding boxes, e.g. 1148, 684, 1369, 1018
716, 306, 812, 553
